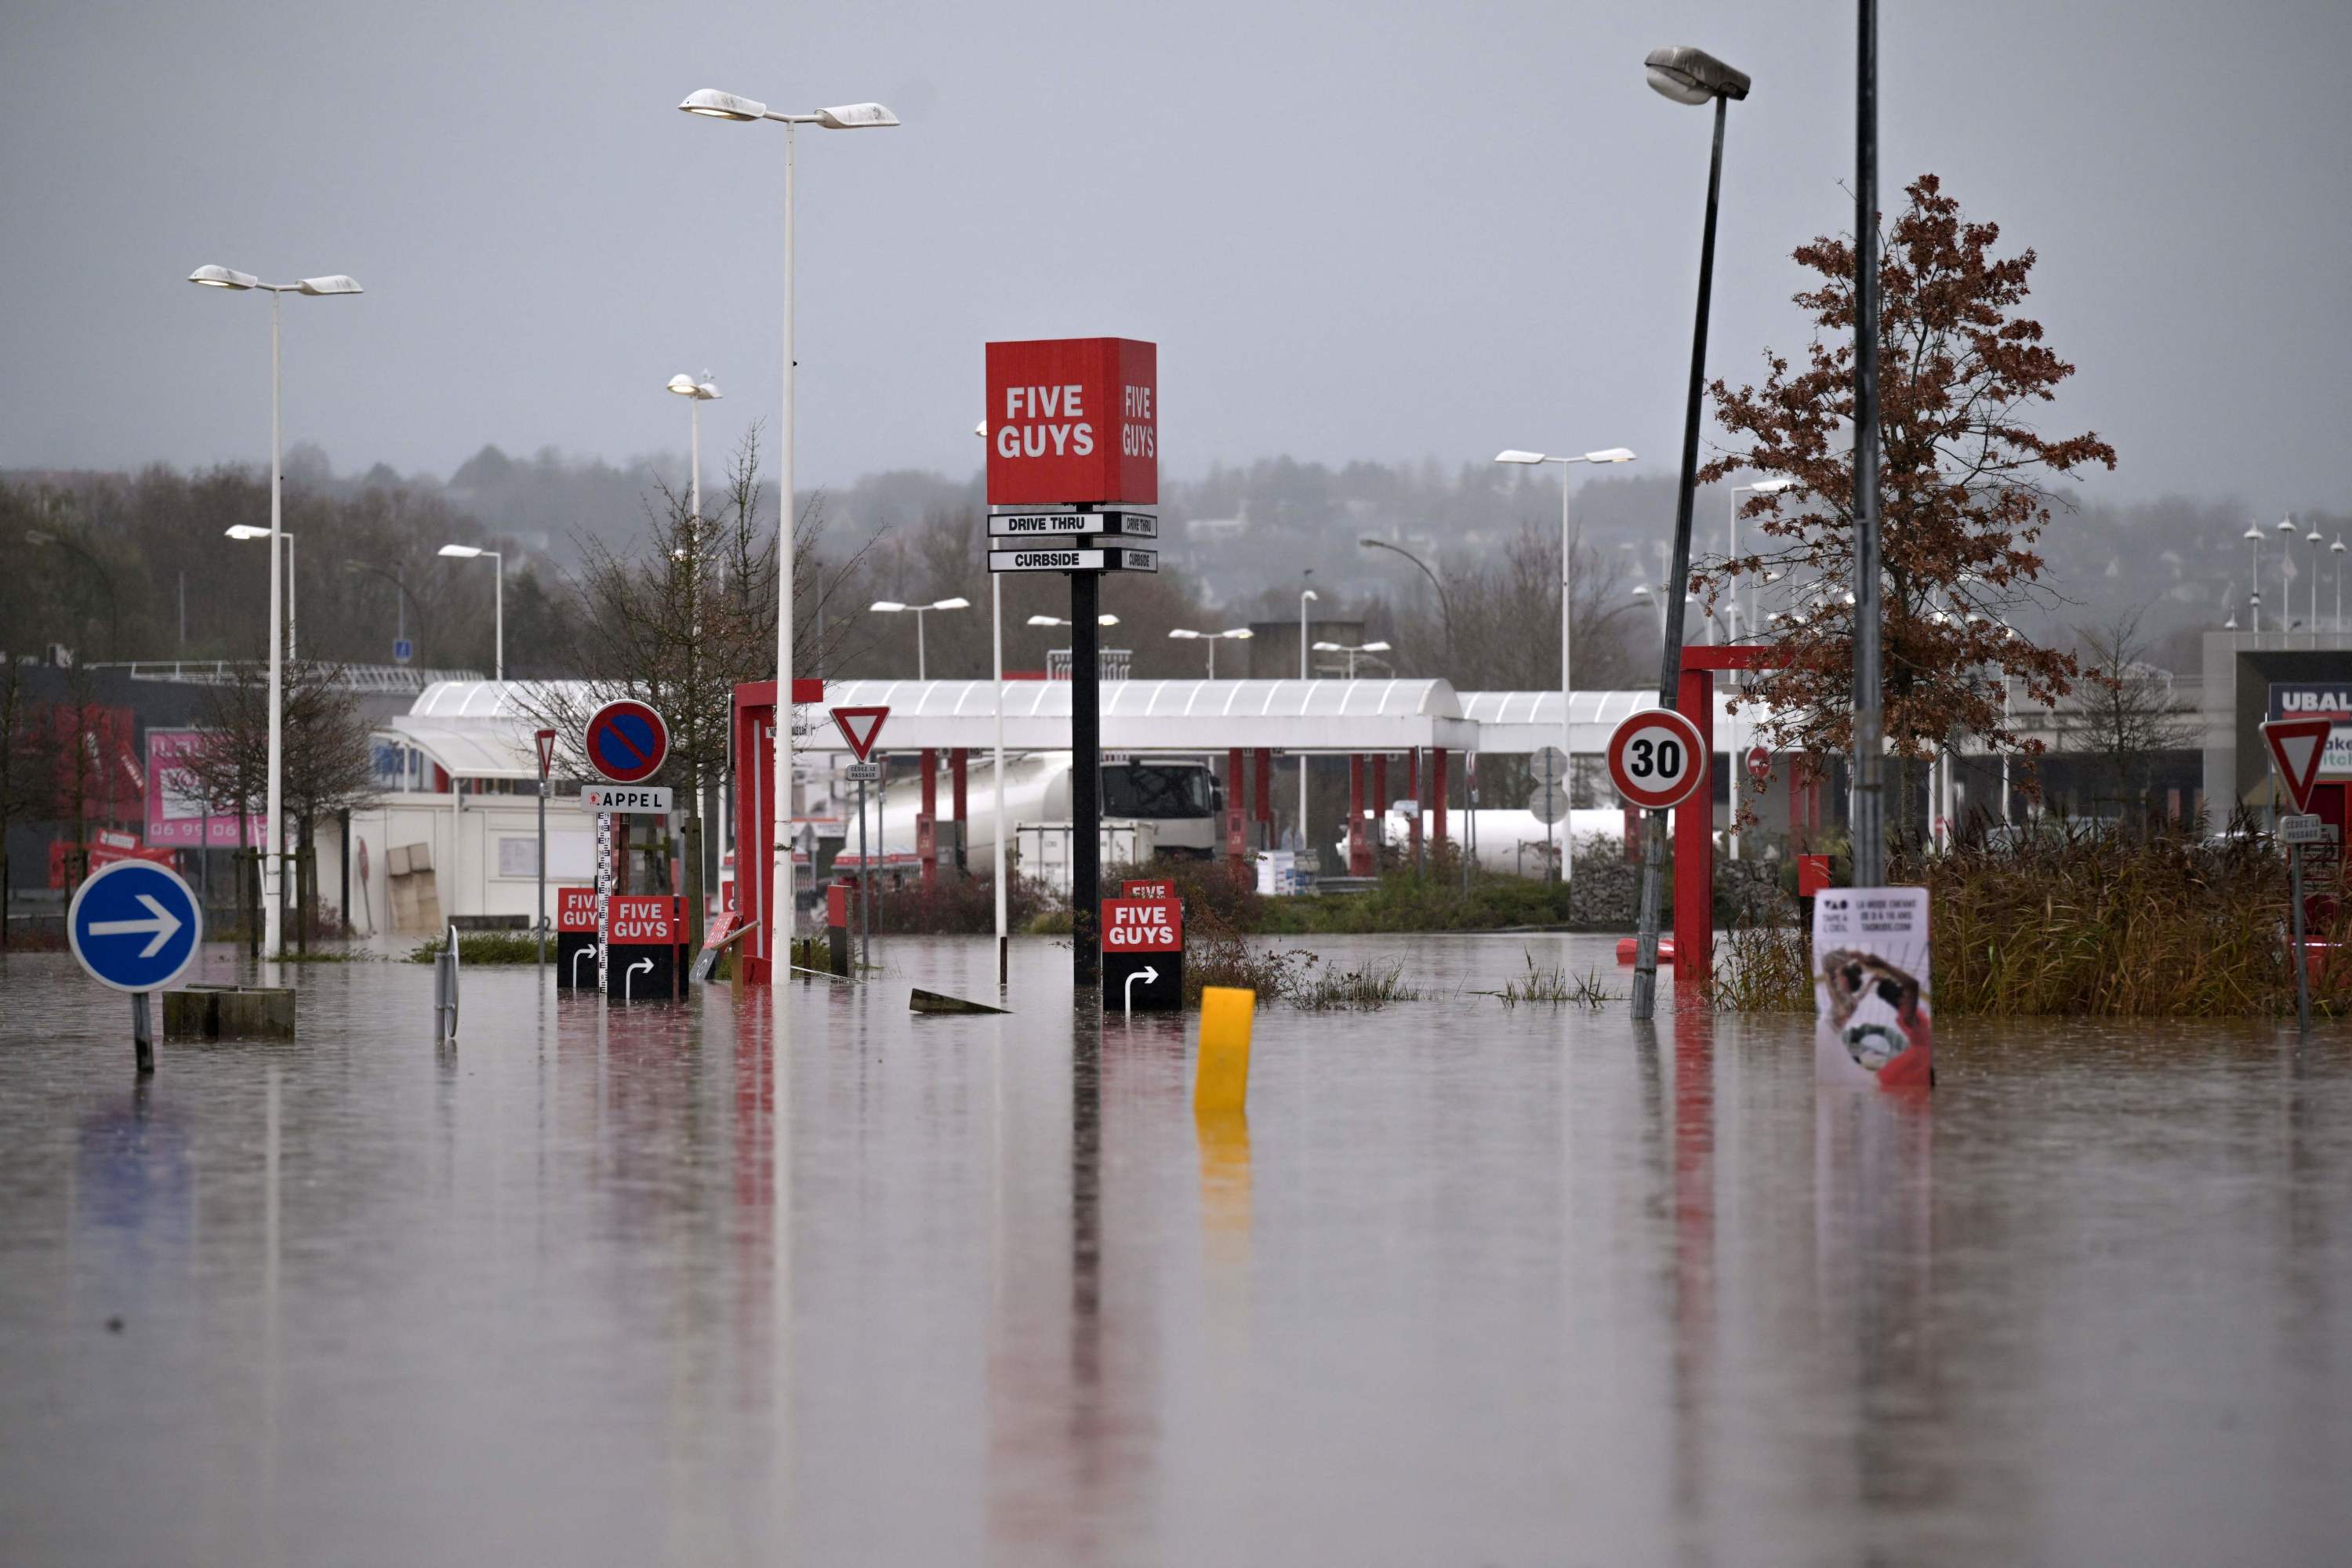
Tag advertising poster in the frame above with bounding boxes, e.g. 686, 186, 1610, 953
2267, 683, 2352, 777
143, 729, 265, 848
1812, 886, 1933, 1089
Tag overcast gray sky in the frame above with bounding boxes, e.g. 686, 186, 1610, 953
5, 0, 2348, 511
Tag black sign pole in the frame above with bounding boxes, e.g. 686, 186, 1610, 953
2290, 841, 2311, 1036
1072, 529, 1102, 998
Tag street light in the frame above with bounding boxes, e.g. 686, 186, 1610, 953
2243, 521, 2264, 635
2335, 535, 2347, 632
1726, 478, 1797, 641
437, 544, 505, 680
343, 558, 423, 659
1299, 586, 1319, 849
225, 525, 299, 659
681, 86, 899, 947
191, 263, 362, 960
2278, 517, 2300, 632
2309, 523, 2325, 631
1167, 626, 1253, 677
1497, 445, 1638, 883
1358, 537, 1455, 666
1633, 42, 1750, 1019
666, 372, 721, 523
869, 596, 967, 680
1312, 639, 1392, 678
1028, 613, 1119, 627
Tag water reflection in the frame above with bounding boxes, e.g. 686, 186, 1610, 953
0, 942, 2347, 1565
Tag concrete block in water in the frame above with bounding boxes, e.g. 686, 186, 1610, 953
163, 985, 296, 1041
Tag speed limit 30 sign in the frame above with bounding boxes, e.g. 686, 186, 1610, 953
1606, 708, 1709, 811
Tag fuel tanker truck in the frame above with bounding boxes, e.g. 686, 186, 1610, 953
824, 752, 1225, 866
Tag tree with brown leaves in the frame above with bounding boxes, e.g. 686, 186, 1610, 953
1696, 174, 2116, 829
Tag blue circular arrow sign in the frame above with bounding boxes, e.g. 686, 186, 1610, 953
68, 860, 204, 993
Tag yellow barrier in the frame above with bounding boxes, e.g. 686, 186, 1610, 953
1193, 986, 1254, 1113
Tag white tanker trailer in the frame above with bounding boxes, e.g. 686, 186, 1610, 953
821, 752, 1225, 864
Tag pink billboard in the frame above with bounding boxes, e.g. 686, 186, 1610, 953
144, 729, 266, 848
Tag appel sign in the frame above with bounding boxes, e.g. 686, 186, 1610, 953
985, 338, 1156, 506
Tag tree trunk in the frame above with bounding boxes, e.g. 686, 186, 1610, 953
297, 815, 312, 956
238, 806, 257, 960
1, 851, 9, 949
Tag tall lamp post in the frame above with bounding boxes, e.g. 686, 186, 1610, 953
2308, 522, 2325, 632
870, 597, 969, 680
1358, 536, 1457, 666
1496, 446, 1638, 884
225, 526, 299, 657
2278, 517, 2300, 634
190, 264, 363, 960
666, 372, 722, 522
681, 87, 899, 948
1298, 586, 1319, 851
1167, 626, 1253, 677
2242, 521, 2264, 635
1632, 43, 1750, 1020
437, 544, 505, 679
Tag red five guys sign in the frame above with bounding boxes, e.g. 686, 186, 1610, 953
985, 338, 1157, 506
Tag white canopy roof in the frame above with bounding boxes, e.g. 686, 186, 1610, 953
804, 678, 1479, 754
1460, 689, 1773, 757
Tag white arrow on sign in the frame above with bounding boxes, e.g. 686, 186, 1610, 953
1124, 964, 1160, 1014
88, 893, 184, 959
626, 957, 654, 1002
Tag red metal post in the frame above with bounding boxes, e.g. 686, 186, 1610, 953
1673, 665, 1715, 987
1404, 750, 1422, 861
1432, 747, 1449, 847
1372, 753, 1388, 866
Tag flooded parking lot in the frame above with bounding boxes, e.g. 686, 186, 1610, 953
2, 934, 2347, 1566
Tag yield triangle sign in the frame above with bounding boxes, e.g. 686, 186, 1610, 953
831, 705, 890, 763
2262, 716, 2334, 815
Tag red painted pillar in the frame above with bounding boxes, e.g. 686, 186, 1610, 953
1226, 747, 1247, 877
1348, 753, 1368, 874
1372, 753, 1388, 867
1405, 750, 1423, 862
1432, 746, 1449, 848
1253, 748, 1272, 848
951, 747, 968, 875
1673, 665, 1715, 987
919, 747, 938, 892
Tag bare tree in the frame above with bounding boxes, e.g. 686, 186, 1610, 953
518, 426, 877, 953
2068, 606, 2197, 818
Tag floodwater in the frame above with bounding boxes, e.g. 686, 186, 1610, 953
1, 933, 2347, 1566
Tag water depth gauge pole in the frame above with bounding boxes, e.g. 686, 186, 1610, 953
1073, 541, 1102, 993
1632, 45, 1751, 1022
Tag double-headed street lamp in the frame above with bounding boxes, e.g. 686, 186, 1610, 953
1312, 639, 1391, 678
871, 597, 967, 680
2278, 517, 2301, 631
1028, 613, 1120, 628
1495, 445, 1637, 874
438, 544, 505, 679
1168, 626, 1253, 677
681, 87, 898, 939
189, 263, 363, 959
666, 372, 721, 522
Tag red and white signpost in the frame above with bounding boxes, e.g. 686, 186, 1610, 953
2264, 715, 2336, 1033
833, 705, 890, 972
1100, 896, 1182, 1013
986, 337, 1157, 999
1606, 709, 1710, 813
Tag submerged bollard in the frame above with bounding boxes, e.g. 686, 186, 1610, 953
434, 922, 460, 1043
132, 993, 154, 1075
1193, 986, 1255, 1114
